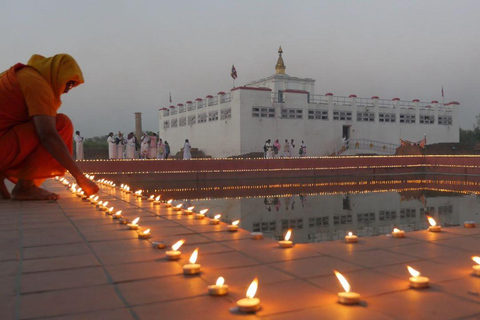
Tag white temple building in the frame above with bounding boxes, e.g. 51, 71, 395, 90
159, 47, 459, 157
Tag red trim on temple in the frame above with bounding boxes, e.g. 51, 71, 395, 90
450, 101, 460, 105
371, 96, 379, 99
186, 101, 192, 104
412, 99, 420, 102
195, 98, 203, 101
177, 103, 184, 106
169, 105, 176, 108
159, 107, 168, 111
392, 98, 400, 101
349, 94, 357, 98
217, 91, 226, 95
283, 89, 308, 94
431, 100, 438, 104
325, 93, 333, 96
231, 87, 272, 92
206, 95, 213, 98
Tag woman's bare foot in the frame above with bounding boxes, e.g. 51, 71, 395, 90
0, 175, 11, 199
11, 180, 59, 201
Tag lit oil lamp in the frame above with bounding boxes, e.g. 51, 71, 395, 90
464, 221, 476, 228
173, 203, 183, 211
55, 176, 59, 181
153, 196, 161, 205
407, 266, 429, 288
196, 209, 208, 220
75, 188, 83, 197
100, 201, 109, 211
165, 199, 173, 208
334, 270, 360, 305
208, 277, 228, 296
227, 220, 240, 232
112, 210, 122, 219
210, 214, 221, 225
127, 217, 140, 230
88, 195, 95, 202
166, 239, 185, 260
392, 228, 405, 238
251, 232, 263, 240
91, 196, 99, 204
345, 232, 358, 243
184, 206, 195, 215
138, 229, 151, 239
279, 229, 293, 248
148, 195, 155, 202
183, 248, 201, 275
95, 200, 103, 208
236, 278, 260, 313
134, 190, 143, 198
426, 216, 441, 232
472, 256, 480, 276
107, 207, 114, 215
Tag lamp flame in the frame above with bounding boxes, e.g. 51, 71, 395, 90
189, 248, 199, 264
143, 229, 151, 235
472, 256, 480, 265
175, 204, 183, 209
172, 239, 185, 251
149, 195, 154, 200
93, 196, 99, 202
188, 206, 195, 211
115, 210, 122, 216
407, 266, 420, 277
348, 232, 353, 236
334, 270, 351, 293
393, 228, 401, 233
89, 195, 95, 199
216, 277, 225, 286
214, 214, 221, 220
285, 229, 292, 241
103, 201, 108, 207
167, 199, 173, 204
108, 207, 114, 213
246, 278, 258, 299
155, 196, 161, 201
232, 220, 240, 226
132, 217, 140, 225
200, 209, 208, 215
98, 201, 103, 206
426, 215, 437, 227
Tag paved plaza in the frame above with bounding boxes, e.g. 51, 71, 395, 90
1, 178, 480, 319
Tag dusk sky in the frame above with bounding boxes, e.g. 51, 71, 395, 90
1, 0, 479, 138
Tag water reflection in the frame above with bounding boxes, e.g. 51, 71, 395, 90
111, 175, 480, 243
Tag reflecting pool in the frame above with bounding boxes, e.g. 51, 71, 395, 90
112, 175, 480, 243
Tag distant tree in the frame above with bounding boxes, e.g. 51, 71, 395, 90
83, 135, 108, 148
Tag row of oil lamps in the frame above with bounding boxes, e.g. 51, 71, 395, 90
56, 176, 480, 312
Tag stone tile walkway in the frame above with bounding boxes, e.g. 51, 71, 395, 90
1, 179, 480, 319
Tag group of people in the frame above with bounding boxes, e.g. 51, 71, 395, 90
106, 132, 171, 160
263, 139, 307, 158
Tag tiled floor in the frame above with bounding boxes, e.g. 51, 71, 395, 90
1, 179, 480, 320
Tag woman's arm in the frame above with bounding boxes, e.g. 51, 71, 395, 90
33, 115, 98, 195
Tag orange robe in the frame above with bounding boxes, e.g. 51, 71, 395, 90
0, 54, 84, 186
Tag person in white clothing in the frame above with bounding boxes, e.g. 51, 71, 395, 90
283, 139, 290, 157
140, 134, 150, 159
289, 139, 295, 157
265, 139, 274, 158
183, 139, 192, 160
74, 131, 84, 160
116, 132, 125, 159
125, 132, 136, 159
107, 132, 116, 159
299, 140, 307, 157
157, 138, 165, 159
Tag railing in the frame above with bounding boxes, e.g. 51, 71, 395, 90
327, 139, 400, 156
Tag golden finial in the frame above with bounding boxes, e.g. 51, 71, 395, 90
275, 46, 286, 74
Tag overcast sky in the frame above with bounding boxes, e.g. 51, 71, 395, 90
1, 0, 479, 138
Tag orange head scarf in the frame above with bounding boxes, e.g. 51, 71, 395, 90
27, 54, 84, 97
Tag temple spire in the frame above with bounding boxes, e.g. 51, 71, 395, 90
275, 46, 286, 74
